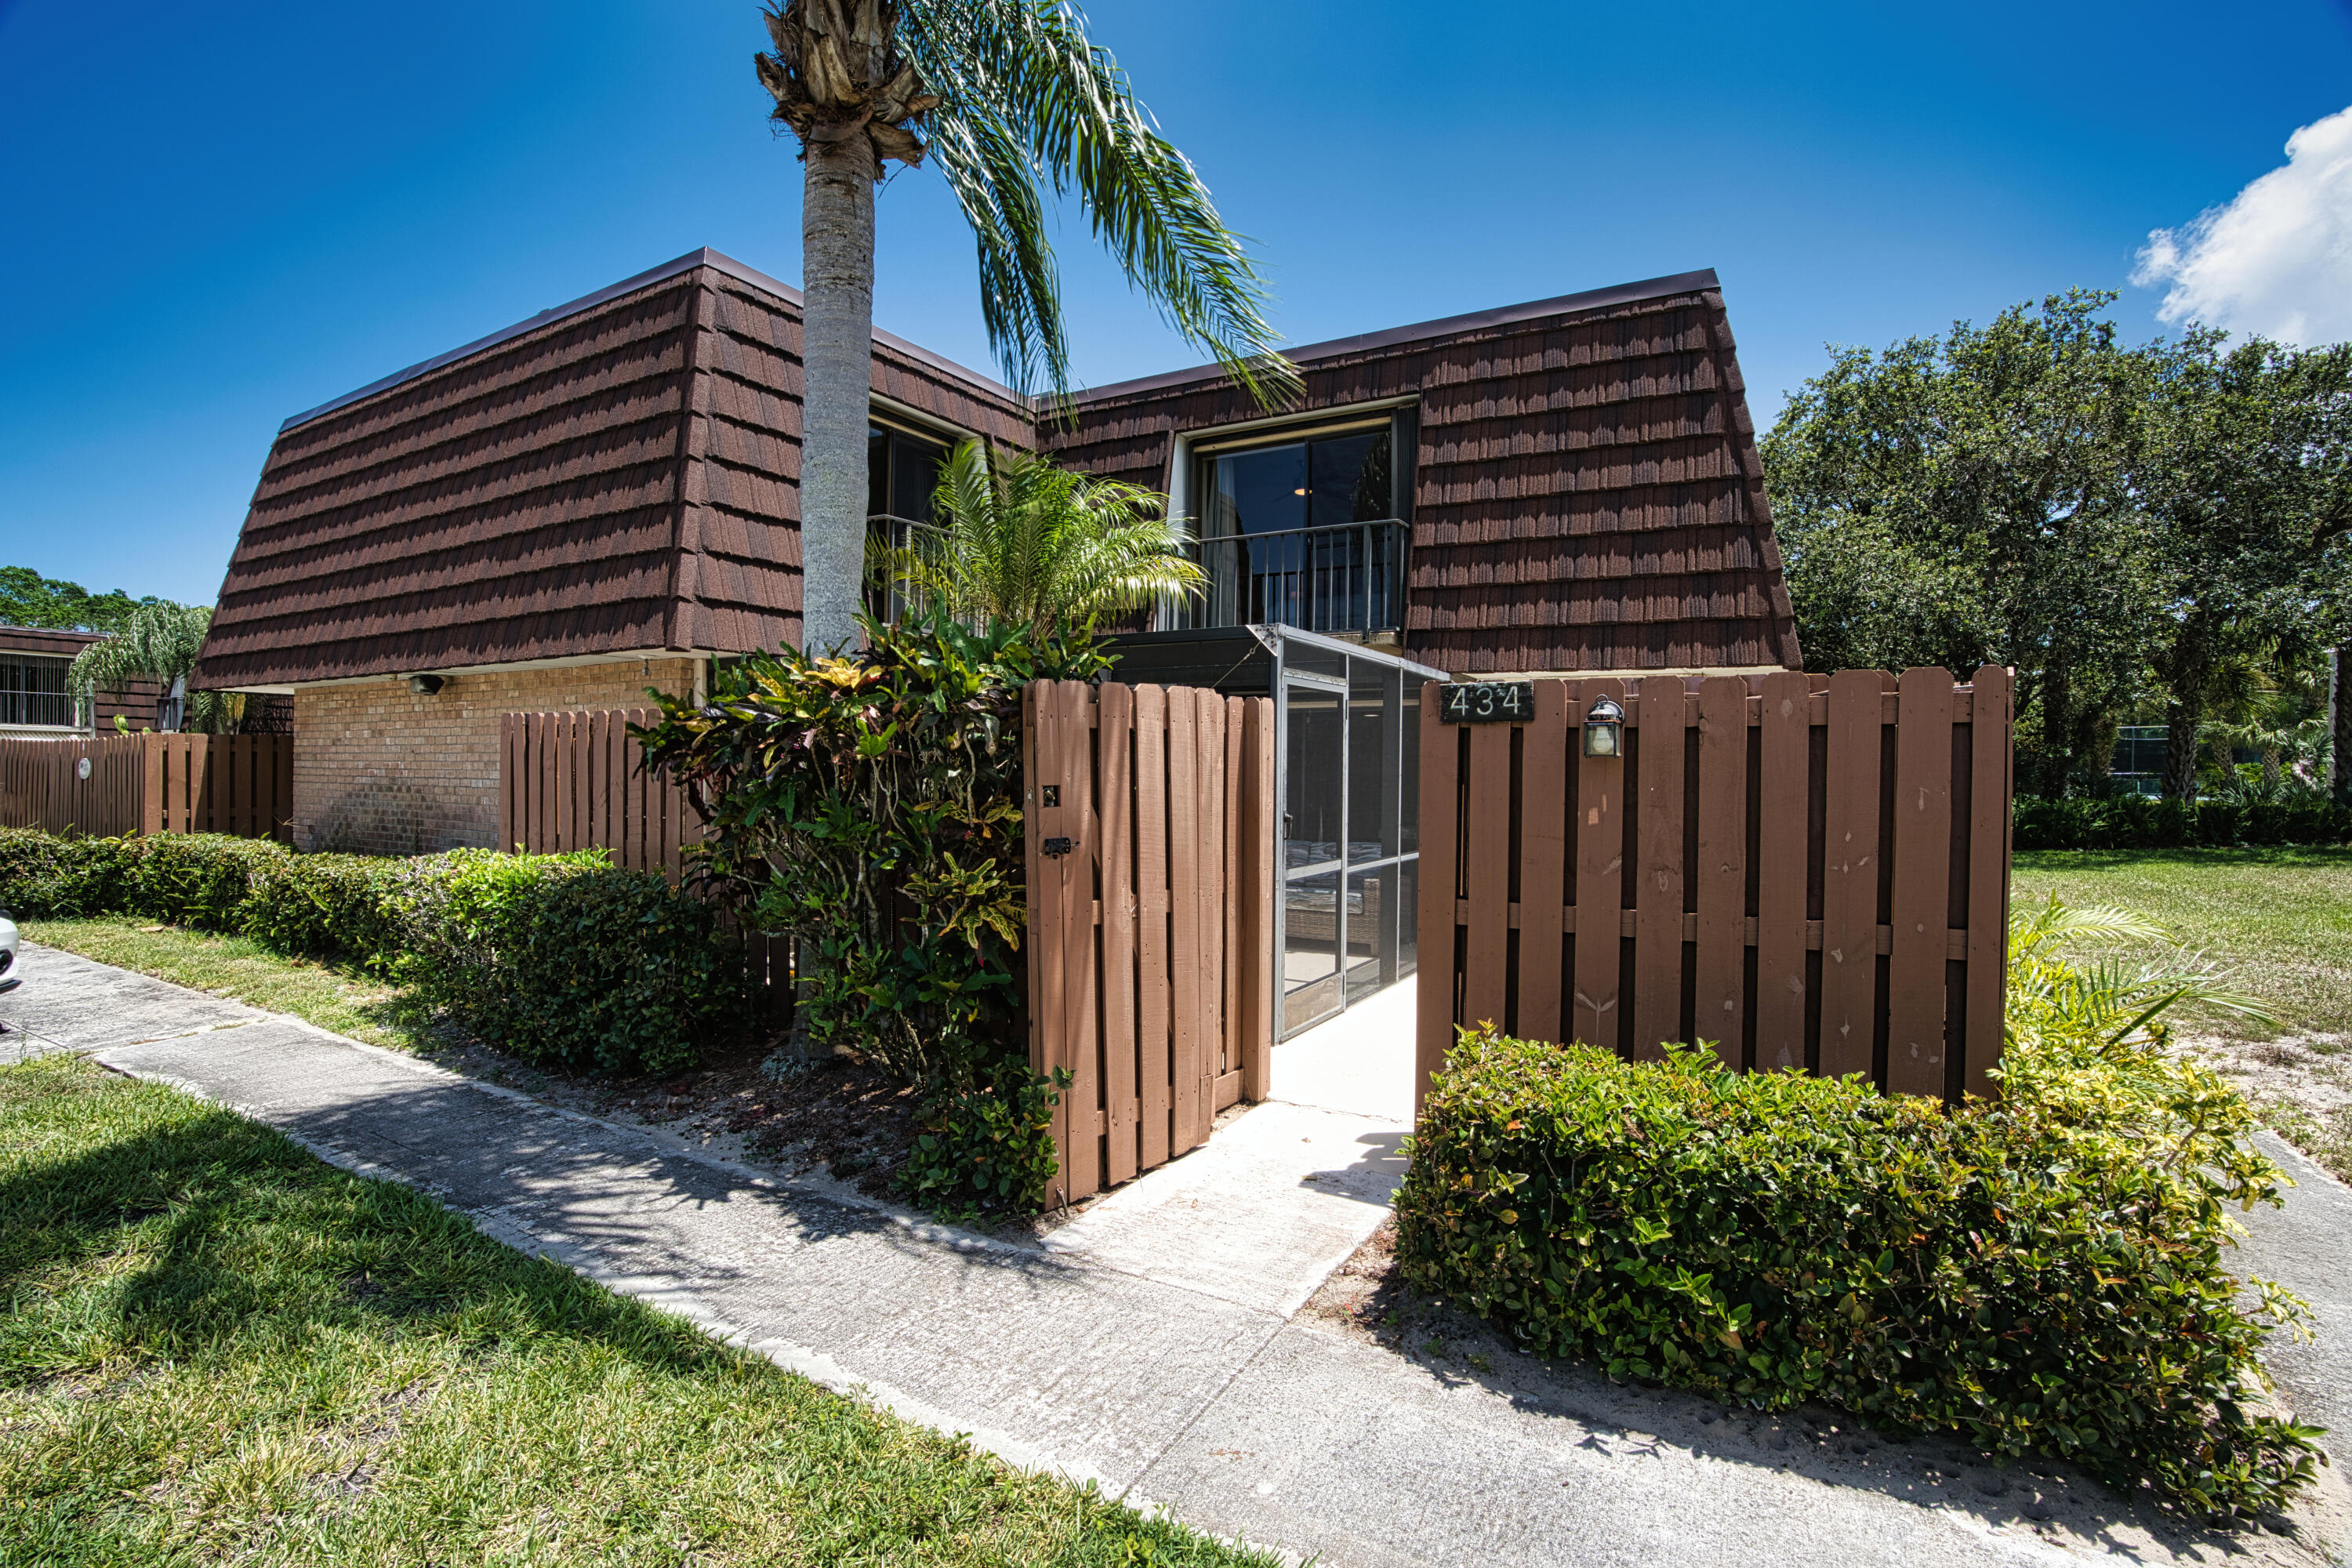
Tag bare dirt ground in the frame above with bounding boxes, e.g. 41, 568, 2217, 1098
2176, 1029, 2352, 1182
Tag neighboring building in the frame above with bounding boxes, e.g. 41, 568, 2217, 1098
0, 626, 158, 739
193, 246, 1800, 865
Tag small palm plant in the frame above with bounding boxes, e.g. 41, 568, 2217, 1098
2000, 895, 2288, 1210
873, 440, 1206, 639
2004, 893, 2275, 1051
67, 601, 240, 733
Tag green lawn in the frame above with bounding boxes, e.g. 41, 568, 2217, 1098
2012, 847, 2352, 1041
20, 917, 438, 1054
0, 1054, 1264, 1566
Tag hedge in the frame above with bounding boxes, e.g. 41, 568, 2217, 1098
2014, 793, 2352, 851
0, 829, 745, 1075
1394, 1033, 2321, 1517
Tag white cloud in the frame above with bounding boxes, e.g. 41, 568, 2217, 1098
2132, 104, 2352, 345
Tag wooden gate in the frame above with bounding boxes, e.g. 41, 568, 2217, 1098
0, 733, 292, 840
1417, 666, 2013, 1104
1024, 681, 1277, 1205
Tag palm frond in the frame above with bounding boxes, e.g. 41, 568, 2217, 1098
2005, 892, 2279, 1048
879, 439, 1204, 637
67, 601, 212, 725
898, 0, 1299, 407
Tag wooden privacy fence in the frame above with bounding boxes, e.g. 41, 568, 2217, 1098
1417, 666, 2014, 1104
1025, 681, 1276, 1207
0, 733, 292, 840
497, 708, 787, 1014
497, 710, 699, 873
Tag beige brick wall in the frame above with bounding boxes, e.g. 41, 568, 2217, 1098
291, 659, 702, 856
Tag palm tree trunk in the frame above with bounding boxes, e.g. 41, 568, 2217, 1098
798, 134, 880, 655
2158, 615, 2209, 802
2334, 647, 2350, 808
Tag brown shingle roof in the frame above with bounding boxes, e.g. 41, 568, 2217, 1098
1046, 273, 1801, 675
195, 252, 1796, 688
194, 250, 1030, 689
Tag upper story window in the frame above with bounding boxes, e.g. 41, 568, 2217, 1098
1198, 412, 1411, 539
1185, 408, 1416, 637
0, 652, 75, 728
868, 418, 953, 526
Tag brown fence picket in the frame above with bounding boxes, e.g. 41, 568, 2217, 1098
1693, 677, 1748, 1066
1818, 670, 1882, 1080
1100, 683, 1140, 1185
1886, 667, 1955, 1096
1571, 677, 1628, 1052
1462, 723, 1512, 1029
1516, 680, 1570, 1046
1632, 680, 1686, 1059
1965, 665, 2013, 1099
1134, 684, 1174, 1169
1755, 670, 1811, 1069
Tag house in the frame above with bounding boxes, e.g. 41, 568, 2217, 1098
0, 626, 161, 739
192, 245, 1801, 1031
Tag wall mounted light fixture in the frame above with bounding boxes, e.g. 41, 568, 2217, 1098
409, 674, 446, 696
1581, 695, 1624, 757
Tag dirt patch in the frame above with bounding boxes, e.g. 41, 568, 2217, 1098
2178, 1030, 2352, 1182
418, 1024, 927, 1200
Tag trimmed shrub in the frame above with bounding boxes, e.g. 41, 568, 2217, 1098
2015, 793, 2351, 851
388, 848, 748, 1076
895, 1061, 1067, 1220
241, 851, 400, 966
0, 828, 143, 917
1394, 1034, 2321, 1517
131, 833, 292, 931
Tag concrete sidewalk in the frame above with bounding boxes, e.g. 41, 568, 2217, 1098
4, 942, 2343, 1567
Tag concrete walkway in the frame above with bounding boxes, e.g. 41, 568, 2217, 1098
3, 942, 2343, 1567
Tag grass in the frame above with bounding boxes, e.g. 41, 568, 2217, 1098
20, 917, 437, 1054
2011, 847, 2352, 1040
0, 1054, 1269, 1566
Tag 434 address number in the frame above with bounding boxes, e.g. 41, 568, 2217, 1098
1439, 681, 1535, 724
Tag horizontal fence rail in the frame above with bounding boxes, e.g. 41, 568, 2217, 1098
1025, 680, 1277, 1206
0, 733, 291, 841
1417, 666, 2014, 1104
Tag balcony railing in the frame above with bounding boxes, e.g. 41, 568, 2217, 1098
866, 513, 946, 624
1187, 520, 1407, 635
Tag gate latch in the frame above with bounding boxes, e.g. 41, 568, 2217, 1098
1040, 836, 1076, 859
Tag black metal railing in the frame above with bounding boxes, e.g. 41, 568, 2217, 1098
866, 513, 946, 623
1188, 520, 1407, 635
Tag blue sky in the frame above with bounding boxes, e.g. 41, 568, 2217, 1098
4, 0, 2350, 604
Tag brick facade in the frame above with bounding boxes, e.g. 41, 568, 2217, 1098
291, 658, 702, 855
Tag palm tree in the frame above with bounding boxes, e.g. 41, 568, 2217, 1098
753, 0, 1300, 655
875, 439, 1203, 638
67, 601, 239, 734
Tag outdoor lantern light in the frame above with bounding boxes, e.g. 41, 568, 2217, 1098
409, 674, 446, 696
1581, 695, 1625, 757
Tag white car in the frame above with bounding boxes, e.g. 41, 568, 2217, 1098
0, 907, 17, 995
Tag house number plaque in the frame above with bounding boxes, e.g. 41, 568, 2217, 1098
1439, 681, 1535, 724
